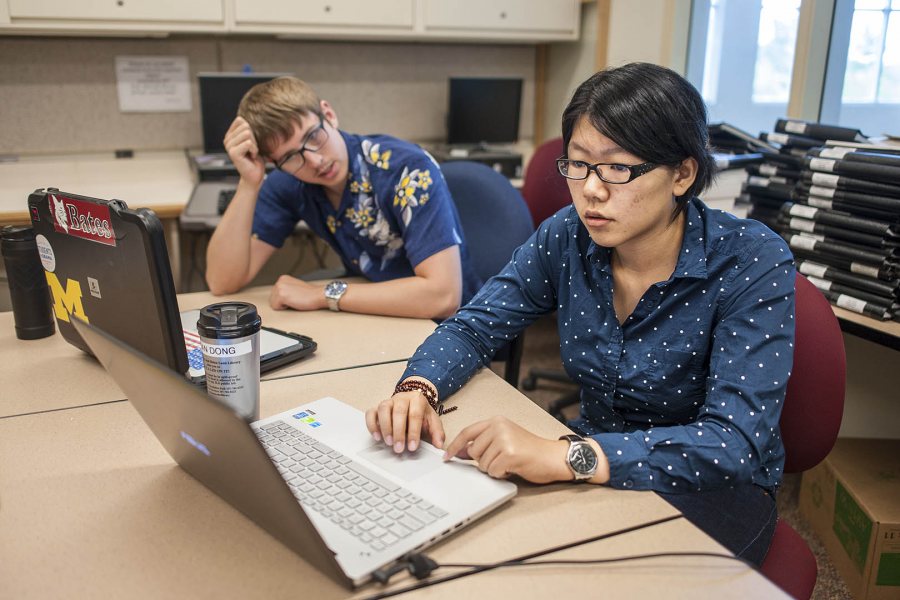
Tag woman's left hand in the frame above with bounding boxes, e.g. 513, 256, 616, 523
442, 416, 575, 484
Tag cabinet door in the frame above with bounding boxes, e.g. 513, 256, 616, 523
234, 0, 414, 28
7, 0, 224, 23
423, 0, 577, 34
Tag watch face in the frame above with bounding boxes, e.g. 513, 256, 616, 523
325, 280, 347, 298
570, 443, 598, 475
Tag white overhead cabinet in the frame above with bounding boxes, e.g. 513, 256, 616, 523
233, 0, 415, 32
0, 0, 580, 42
2, 0, 225, 33
422, 0, 579, 41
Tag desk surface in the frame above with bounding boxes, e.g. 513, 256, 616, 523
0, 285, 436, 418
833, 305, 900, 351
0, 362, 785, 599
0, 151, 195, 225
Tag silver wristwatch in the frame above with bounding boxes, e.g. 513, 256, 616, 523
560, 434, 598, 481
324, 280, 348, 312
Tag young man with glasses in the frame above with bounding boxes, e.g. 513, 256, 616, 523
206, 76, 481, 319
368, 63, 795, 568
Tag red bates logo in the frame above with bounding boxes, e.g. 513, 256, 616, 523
49, 194, 116, 246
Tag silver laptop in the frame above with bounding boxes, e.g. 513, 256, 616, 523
73, 317, 516, 588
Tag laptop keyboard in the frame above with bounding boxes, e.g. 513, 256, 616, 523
256, 421, 449, 552
217, 188, 237, 215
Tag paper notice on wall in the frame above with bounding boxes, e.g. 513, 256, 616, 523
115, 55, 191, 112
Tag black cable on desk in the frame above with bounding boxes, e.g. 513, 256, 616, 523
359, 513, 750, 599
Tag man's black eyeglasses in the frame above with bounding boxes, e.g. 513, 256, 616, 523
557, 157, 658, 184
274, 116, 329, 174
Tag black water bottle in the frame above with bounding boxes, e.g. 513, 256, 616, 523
1, 225, 55, 340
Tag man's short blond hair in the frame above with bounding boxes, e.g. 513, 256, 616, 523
238, 76, 323, 156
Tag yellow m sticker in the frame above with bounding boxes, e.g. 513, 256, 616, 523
45, 272, 89, 323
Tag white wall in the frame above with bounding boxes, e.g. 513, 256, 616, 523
542, 0, 693, 142
543, 1, 598, 141
838, 334, 900, 439
0, 36, 536, 156
606, 0, 690, 70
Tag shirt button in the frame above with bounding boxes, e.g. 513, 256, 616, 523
623, 480, 634, 489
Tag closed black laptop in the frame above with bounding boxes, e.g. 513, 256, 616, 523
27, 188, 316, 381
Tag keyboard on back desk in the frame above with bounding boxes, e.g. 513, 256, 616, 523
256, 421, 448, 551
217, 188, 237, 215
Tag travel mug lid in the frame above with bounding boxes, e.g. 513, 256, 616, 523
1, 226, 36, 253
1, 225, 35, 242
196, 302, 261, 339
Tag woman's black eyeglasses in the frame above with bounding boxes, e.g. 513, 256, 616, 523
557, 157, 658, 184
274, 116, 329, 174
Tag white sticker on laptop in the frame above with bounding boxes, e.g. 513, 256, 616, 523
88, 276, 102, 299
35, 234, 55, 272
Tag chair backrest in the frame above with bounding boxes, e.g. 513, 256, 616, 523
441, 161, 535, 282
520, 137, 571, 228
781, 273, 846, 473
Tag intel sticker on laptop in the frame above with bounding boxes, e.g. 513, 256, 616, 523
292, 411, 321, 427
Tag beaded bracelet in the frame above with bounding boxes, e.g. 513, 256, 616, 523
394, 380, 458, 416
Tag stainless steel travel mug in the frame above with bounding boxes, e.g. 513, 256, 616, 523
196, 302, 261, 421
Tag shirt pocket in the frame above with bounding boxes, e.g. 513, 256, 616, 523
639, 349, 708, 416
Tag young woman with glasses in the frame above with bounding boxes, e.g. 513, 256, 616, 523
206, 76, 482, 320
367, 62, 795, 566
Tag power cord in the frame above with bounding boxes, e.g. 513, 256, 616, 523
360, 514, 754, 599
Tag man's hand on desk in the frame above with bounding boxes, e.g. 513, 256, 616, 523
269, 275, 327, 311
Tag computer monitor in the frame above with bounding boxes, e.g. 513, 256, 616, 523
198, 72, 290, 154
447, 77, 523, 146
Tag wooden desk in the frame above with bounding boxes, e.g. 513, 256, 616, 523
0, 285, 436, 418
0, 363, 786, 598
832, 306, 900, 351
179, 285, 436, 382
0, 151, 194, 226
0, 150, 196, 287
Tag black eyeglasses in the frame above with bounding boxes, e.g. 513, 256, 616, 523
274, 116, 329, 174
557, 157, 658, 184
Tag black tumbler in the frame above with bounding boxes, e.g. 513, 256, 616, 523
1, 225, 55, 340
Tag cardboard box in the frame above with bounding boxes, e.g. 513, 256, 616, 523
799, 438, 900, 600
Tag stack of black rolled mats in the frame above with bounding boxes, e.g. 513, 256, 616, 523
739, 124, 806, 227
746, 118, 900, 321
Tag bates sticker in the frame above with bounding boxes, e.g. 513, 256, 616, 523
49, 193, 116, 246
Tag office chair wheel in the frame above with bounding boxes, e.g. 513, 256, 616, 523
521, 376, 537, 390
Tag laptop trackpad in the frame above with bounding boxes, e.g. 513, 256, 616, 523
357, 443, 436, 482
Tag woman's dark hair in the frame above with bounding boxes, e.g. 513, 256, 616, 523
561, 62, 716, 213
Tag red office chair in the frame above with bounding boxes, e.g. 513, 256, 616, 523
760, 273, 846, 599
520, 137, 571, 228
518, 137, 580, 414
